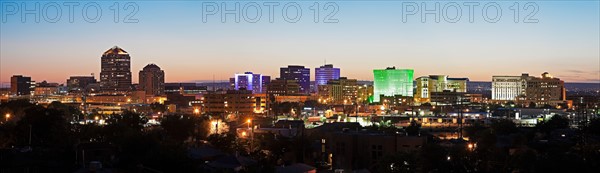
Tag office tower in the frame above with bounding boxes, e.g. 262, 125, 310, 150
34, 81, 60, 96
522, 72, 566, 105
317, 77, 358, 104
203, 90, 261, 116
100, 46, 132, 93
280, 65, 310, 94
139, 63, 165, 96
492, 74, 527, 100
67, 76, 97, 91
232, 72, 270, 94
492, 72, 565, 106
357, 84, 374, 103
261, 76, 271, 93
267, 78, 300, 97
414, 75, 468, 103
315, 64, 340, 88
10, 75, 34, 96
373, 67, 414, 102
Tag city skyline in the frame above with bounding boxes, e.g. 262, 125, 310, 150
1, 1, 599, 85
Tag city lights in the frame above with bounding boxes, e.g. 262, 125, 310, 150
0, 1, 598, 172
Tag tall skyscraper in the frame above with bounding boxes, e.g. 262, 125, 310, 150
414, 75, 468, 103
139, 64, 165, 96
373, 67, 414, 102
315, 64, 340, 87
100, 46, 132, 93
10, 75, 33, 96
232, 72, 270, 94
280, 65, 310, 94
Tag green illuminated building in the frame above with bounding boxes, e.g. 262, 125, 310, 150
373, 67, 414, 102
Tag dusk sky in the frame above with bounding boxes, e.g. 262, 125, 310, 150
1, 0, 599, 86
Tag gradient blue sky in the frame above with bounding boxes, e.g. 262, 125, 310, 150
1, 0, 599, 86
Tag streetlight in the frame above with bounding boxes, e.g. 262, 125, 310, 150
194, 108, 200, 115
5, 113, 10, 122
247, 119, 252, 129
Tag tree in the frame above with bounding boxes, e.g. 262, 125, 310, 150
405, 120, 421, 136
161, 114, 209, 142
15, 106, 74, 147
106, 111, 148, 131
374, 152, 417, 173
47, 101, 82, 121
584, 118, 600, 136
420, 144, 450, 172
528, 102, 537, 108
150, 102, 167, 113
491, 119, 518, 135
537, 115, 570, 133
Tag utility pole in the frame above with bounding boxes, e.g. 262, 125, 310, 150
458, 95, 464, 140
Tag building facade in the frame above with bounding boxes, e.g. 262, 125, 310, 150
232, 72, 270, 94
318, 77, 358, 104
414, 75, 468, 103
315, 64, 340, 90
280, 65, 310, 94
67, 76, 97, 91
100, 46, 132, 93
164, 83, 207, 95
139, 64, 165, 96
492, 74, 526, 100
492, 72, 566, 107
10, 75, 34, 96
203, 90, 265, 116
373, 67, 414, 102
519, 72, 566, 106
266, 78, 300, 97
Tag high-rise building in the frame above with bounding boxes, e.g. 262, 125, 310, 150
67, 76, 97, 91
317, 77, 358, 104
34, 81, 60, 96
492, 72, 565, 107
521, 72, 566, 105
267, 78, 300, 97
10, 75, 34, 96
315, 64, 340, 89
203, 90, 264, 116
100, 46, 132, 93
357, 84, 374, 103
414, 75, 468, 103
373, 67, 414, 102
139, 64, 165, 96
280, 65, 310, 94
231, 72, 270, 94
492, 74, 527, 100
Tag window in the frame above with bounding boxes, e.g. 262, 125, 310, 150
371, 145, 383, 160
